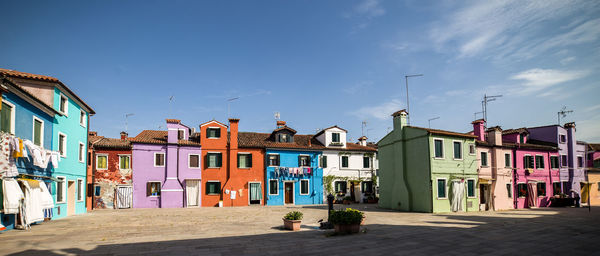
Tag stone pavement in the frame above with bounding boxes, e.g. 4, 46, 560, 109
1, 204, 599, 255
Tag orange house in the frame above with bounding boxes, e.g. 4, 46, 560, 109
200, 118, 265, 207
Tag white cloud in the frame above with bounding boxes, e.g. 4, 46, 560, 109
354, 0, 385, 18
585, 104, 600, 113
560, 56, 576, 65
509, 68, 590, 95
350, 99, 404, 120
576, 116, 600, 142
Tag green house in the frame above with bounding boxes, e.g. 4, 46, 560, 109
378, 110, 479, 213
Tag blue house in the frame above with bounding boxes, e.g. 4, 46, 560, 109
1, 73, 58, 230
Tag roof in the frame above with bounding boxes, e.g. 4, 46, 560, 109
343, 142, 377, 152
486, 126, 502, 132
588, 143, 600, 152
314, 125, 348, 137
366, 142, 378, 149
129, 130, 201, 146
503, 142, 558, 151
502, 128, 528, 135
0, 76, 60, 116
391, 109, 408, 117
238, 132, 323, 150
527, 139, 558, 147
272, 126, 297, 134
93, 137, 132, 149
406, 126, 477, 139
166, 119, 181, 124
200, 119, 227, 127
0, 68, 95, 114
471, 119, 485, 124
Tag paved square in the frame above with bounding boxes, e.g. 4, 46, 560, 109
1, 205, 599, 255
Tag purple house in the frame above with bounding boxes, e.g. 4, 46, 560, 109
130, 119, 202, 208
527, 122, 587, 201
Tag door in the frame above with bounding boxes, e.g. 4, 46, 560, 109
249, 182, 262, 205
284, 182, 294, 204
116, 186, 133, 209
186, 180, 200, 207
67, 181, 76, 216
350, 182, 356, 202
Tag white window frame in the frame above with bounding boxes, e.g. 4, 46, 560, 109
331, 132, 340, 143
177, 129, 186, 140
147, 181, 162, 197
559, 134, 566, 143
59, 93, 69, 116
560, 154, 568, 167
247, 181, 262, 205
119, 154, 131, 170
298, 154, 310, 167
452, 140, 463, 160
340, 155, 350, 168
362, 155, 371, 169
535, 154, 544, 169
469, 144, 476, 155
577, 155, 583, 168
188, 154, 200, 169
433, 138, 444, 159
480, 151, 488, 167
268, 179, 279, 195
77, 178, 84, 201
205, 180, 221, 195
267, 153, 280, 167
206, 152, 222, 168
466, 179, 476, 198
1, 99, 16, 134
299, 179, 310, 195
207, 127, 220, 139
32, 116, 44, 147
58, 132, 67, 157
504, 153, 511, 168
436, 178, 447, 199
154, 152, 165, 167
517, 182, 527, 198
550, 155, 559, 169
524, 154, 533, 169
56, 176, 66, 203
79, 110, 86, 127
96, 154, 108, 170
237, 152, 252, 169
78, 142, 85, 163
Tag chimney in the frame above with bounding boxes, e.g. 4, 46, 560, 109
276, 120, 286, 129
166, 119, 180, 144
358, 136, 368, 146
472, 119, 486, 141
120, 131, 128, 140
391, 109, 408, 131
89, 131, 97, 137
229, 118, 239, 150
488, 126, 502, 146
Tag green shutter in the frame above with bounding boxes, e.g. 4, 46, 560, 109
1, 102, 11, 133
34, 119, 42, 146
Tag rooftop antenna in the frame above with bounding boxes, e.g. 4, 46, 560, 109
125, 113, 134, 133
168, 95, 174, 117
558, 106, 573, 126
482, 94, 502, 122
361, 121, 367, 137
274, 112, 281, 128
428, 117, 440, 128
474, 111, 483, 120
227, 97, 239, 119
405, 74, 423, 125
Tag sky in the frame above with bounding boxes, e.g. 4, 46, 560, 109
2, 0, 599, 143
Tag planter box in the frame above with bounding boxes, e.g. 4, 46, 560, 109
343, 200, 352, 205
334, 223, 360, 234
283, 219, 301, 231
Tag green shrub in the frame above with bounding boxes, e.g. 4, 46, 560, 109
284, 211, 303, 220
329, 208, 364, 225
343, 196, 352, 201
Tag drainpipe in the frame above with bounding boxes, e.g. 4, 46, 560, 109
513, 147, 518, 209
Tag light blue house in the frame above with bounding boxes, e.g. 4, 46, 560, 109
0, 68, 94, 219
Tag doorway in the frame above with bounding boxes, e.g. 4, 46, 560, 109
116, 186, 133, 209
67, 181, 75, 216
186, 180, 200, 207
284, 182, 294, 205
480, 184, 491, 211
249, 182, 262, 205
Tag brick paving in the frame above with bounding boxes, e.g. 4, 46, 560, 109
1, 205, 599, 255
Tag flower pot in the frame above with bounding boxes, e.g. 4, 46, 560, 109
334, 223, 360, 234
360, 217, 365, 226
343, 200, 352, 205
283, 218, 301, 231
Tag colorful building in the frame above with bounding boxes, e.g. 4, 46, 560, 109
585, 144, 600, 206
378, 110, 479, 213
130, 119, 202, 208
87, 131, 132, 209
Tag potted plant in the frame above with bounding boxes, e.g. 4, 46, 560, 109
342, 196, 353, 205
283, 211, 303, 231
330, 208, 364, 234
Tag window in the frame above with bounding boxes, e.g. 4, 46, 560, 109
434, 139, 444, 158
269, 180, 279, 195
119, 155, 131, 169
437, 179, 447, 199
77, 179, 83, 201
268, 154, 280, 166
363, 156, 370, 168
94, 185, 101, 196
335, 181, 347, 193
562, 181, 569, 192
466, 179, 475, 198
519, 134, 525, 144
577, 156, 583, 168
78, 143, 85, 163
206, 181, 221, 195
469, 144, 475, 155
96, 155, 108, 170
561, 155, 568, 167
535, 155, 544, 169
277, 133, 291, 143
506, 184, 512, 198
517, 183, 527, 198
505, 153, 511, 168
559, 134, 566, 143
341, 155, 349, 168
147, 182, 161, 196
362, 181, 373, 193
453, 141, 462, 159
178, 130, 184, 140
80, 110, 86, 127
298, 155, 310, 167
550, 156, 559, 169
237, 153, 252, 168
332, 133, 340, 143
56, 177, 66, 203
598, 182, 600, 191
1, 100, 15, 133
537, 182, 546, 197
207, 127, 220, 138
524, 155, 534, 169
154, 153, 165, 167
33, 117, 44, 147
480, 152, 488, 167
320, 155, 327, 168
59, 94, 68, 114
300, 180, 309, 195
206, 153, 222, 168
88, 152, 91, 166
58, 133, 67, 157
189, 154, 200, 168
553, 182, 561, 195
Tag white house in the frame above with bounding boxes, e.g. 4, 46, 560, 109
314, 126, 378, 203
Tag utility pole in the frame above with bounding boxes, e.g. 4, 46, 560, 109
557, 106, 573, 126
428, 117, 440, 128
482, 94, 502, 122
405, 74, 423, 125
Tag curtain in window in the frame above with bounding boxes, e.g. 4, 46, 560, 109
527, 183, 537, 208
120, 156, 130, 169
98, 156, 107, 169
239, 155, 247, 168
250, 183, 261, 201
209, 155, 216, 167
450, 180, 464, 212
186, 180, 199, 207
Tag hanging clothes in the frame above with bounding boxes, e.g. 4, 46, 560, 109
40, 182, 54, 218
2, 178, 24, 214
527, 183, 537, 208
451, 180, 465, 212
0, 133, 19, 177
12, 138, 24, 158
19, 179, 45, 224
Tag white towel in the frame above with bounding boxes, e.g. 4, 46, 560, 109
2, 179, 24, 214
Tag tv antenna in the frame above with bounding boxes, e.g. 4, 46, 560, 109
557, 106, 573, 126
428, 117, 440, 128
482, 94, 502, 122
168, 95, 174, 117
474, 111, 483, 120
361, 121, 367, 137
227, 97, 239, 118
125, 113, 134, 133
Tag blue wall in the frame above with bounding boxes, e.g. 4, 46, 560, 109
265, 149, 323, 206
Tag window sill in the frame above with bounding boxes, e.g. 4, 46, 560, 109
154, 165, 165, 168
188, 167, 201, 169
453, 158, 463, 161
56, 201, 66, 204
206, 193, 220, 196
268, 165, 280, 167
437, 197, 448, 200
433, 157, 444, 160
299, 193, 309, 196
207, 137, 221, 139
238, 167, 251, 169
207, 167, 221, 169
148, 195, 160, 197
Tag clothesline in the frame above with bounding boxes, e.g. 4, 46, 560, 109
272, 166, 314, 178
1, 132, 60, 179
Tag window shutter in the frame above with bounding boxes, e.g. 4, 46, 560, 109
217, 153, 222, 167
205, 154, 209, 168
323, 156, 327, 168
146, 183, 151, 196
298, 155, 302, 167
248, 154, 252, 167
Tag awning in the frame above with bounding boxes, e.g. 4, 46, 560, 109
479, 178, 495, 184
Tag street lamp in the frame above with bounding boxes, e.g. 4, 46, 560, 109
405, 74, 423, 125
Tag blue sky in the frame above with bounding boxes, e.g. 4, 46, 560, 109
2, 0, 599, 142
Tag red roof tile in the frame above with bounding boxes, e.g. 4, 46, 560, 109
130, 130, 200, 146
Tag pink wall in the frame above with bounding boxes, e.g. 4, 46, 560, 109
513, 149, 559, 209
